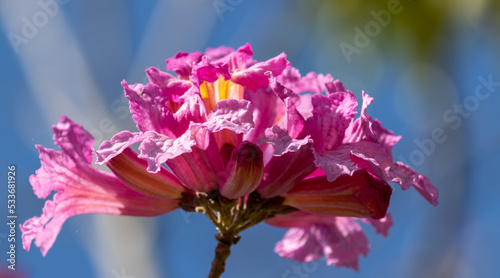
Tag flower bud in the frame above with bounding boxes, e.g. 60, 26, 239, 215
283, 169, 392, 219
219, 141, 264, 199
107, 148, 186, 199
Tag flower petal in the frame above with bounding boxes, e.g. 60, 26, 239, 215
207, 43, 254, 73
278, 67, 334, 94
343, 92, 401, 155
322, 218, 370, 271
312, 146, 358, 183
95, 130, 146, 165
23, 118, 179, 256
257, 126, 311, 156
137, 130, 196, 173
272, 217, 370, 271
267, 73, 305, 139
52, 115, 94, 164
123, 81, 175, 136
306, 86, 358, 153
243, 88, 283, 143
191, 56, 231, 87
166, 51, 203, 79
387, 162, 439, 206
257, 133, 316, 198
274, 226, 324, 263
232, 52, 290, 92
201, 99, 254, 134
165, 126, 224, 193
145, 67, 192, 103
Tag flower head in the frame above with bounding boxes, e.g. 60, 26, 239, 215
23, 44, 437, 273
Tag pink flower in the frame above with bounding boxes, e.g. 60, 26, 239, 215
23, 44, 437, 272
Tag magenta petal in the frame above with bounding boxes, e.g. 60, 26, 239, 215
274, 226, 324, 263
232, 52, 291, 92
95, 131, 146, 165
257, 126, 311, 156
278, 67, 334, 94
306, 87, 358, 153
191, 56, 231, 86
267, 74, 306, 138
243, 88, 283, 143
322, 218, 369, 271
343, 92, 401, 155
200, 99, 254, 134
257, 140, 316, 198
23, 119, 179, 256
166, 51, 203, 79
204, 45, 235, 60
145, 67, 192, 103
138, 130, 196, 173
312, 147, 358, 182
208, 43, 254, 73
172, 93, 208, 136
123, 81, 176, 136
388, 162, 439, 206
52, 115, 94, 164
272, 217, 370, 271
106, 148, 185, 199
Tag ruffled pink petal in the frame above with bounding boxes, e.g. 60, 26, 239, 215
343, 92, 401, 155
267, 73, 305, 139
322, 218, 369, 271
278, 67, 334, 94
208, 43, 254, 73
22, 117, 179, 256
204, 45, 235, 61
312, 147, 358, 183
171, 93, 208, 136
124, 81, 207, 138
257, 126, 311, 156
123, 81, 176, 136
95, 131, 147, 165
274, 226, 324, 263
359, 213, 393, 237
191, 56, 231, 87
306, 86, 358, 153
166, 51, 203, 79
232, 53, 291, 92
257, 139, 316, 198
138, 130, 197, 173
52, 115, 94, 164
387, 162, 439, 206
145, 67, 192, 103
200, 99, 254, 134
243, 88, 283, 143
272, 217, 370, 271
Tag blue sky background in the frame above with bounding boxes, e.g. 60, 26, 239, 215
1, 1, 499, 277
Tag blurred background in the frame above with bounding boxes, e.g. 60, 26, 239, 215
1, 0, 499, 277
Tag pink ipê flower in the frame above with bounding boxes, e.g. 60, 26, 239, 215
22, 43, 438, 271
